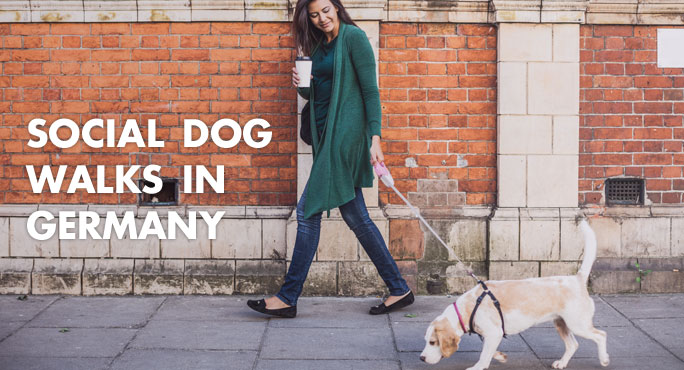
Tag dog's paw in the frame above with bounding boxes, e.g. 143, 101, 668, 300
493, 351, 507, 363
552, 360, 567, 369
600, 355, 610, 367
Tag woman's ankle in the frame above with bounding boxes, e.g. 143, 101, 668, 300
265, 295, 291, 309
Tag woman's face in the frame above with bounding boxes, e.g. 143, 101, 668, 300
307, 0, 339, 35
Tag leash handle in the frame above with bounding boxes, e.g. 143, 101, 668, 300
373, 162, 394, 187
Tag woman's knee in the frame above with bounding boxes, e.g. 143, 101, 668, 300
296, 204, 321, 227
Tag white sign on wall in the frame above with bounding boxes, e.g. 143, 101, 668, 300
657, 29, 684, 68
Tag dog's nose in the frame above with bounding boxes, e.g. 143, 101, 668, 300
420, 356, 426, 362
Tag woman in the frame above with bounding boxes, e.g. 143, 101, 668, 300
247, 0, 413, 318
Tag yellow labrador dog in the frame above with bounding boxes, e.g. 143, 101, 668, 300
420, 219, 608, 370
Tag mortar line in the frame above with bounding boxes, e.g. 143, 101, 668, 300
105, 296, 168, 370
251, 316, 271, 370
387, 311, 405, 370
518, 330, 544, 364
0, 295, 63, 344
599, 295, 684, 363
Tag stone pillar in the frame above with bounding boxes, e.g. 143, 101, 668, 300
492, 20, 581, 279
497, 23, 580, 208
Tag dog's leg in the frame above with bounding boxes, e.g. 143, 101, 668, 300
466, 333, 503, 370
552, 318, 578, 369
565, 314, 609, 367
493, 351, 507, 363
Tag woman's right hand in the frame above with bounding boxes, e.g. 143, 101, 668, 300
292, 67, 300, 87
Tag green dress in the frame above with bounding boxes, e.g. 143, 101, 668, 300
297, 22, 382, 219
311, 36, 337, 136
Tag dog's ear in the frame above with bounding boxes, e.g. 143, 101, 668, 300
434, 318, 459, 358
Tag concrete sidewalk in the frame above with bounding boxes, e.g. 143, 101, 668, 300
0, 294, 682, 370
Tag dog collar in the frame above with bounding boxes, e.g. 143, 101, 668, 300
452, 302, 468, 334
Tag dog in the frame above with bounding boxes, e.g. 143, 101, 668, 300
420, 219, 609, 370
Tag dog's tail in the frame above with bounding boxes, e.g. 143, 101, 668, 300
577, 219, 597, 284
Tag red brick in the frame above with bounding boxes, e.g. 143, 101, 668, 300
11, 24, 49, 35
253, 49, 291, 61
132, 49, 169, 61
51, 101, 89, 113
380, 49, 418, 62
593, 154, 632, 165
11, 154, 50, 165
91, 102, 128, 113
12, 76, 49, 88
52, 49, 90, 61
172, 49, 210, 61
635, 51, 656, 63
459, 24, 495, 36
171, 75, 210, 87
132, 23, 169, 35
91, 24, 130, 35
662, 193, 682, 203
634, 102, 673, 114
458, 49, 496, 61
171, 23, 210, 35
90, 76, 128, 88
381, 23, 417, 35
646, 179, 672, 191
11, 50, 50, 62
210, 49, 251, 61
253, 23, 290, 35
594, 26, 633, 37
595, 50, 633, 63
210, 23, 251, 36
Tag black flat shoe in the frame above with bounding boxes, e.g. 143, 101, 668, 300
247, 299, 297, 318
369, 291, 415, 315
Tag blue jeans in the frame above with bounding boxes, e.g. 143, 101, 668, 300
276, 186, 410, 306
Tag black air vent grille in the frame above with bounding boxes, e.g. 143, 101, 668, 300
139, 179, 179, 206
605, 178, 644, 205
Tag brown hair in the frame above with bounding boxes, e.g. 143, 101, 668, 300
292, 0, 357, 56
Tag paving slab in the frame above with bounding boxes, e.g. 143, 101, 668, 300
521, 325, 671, 360
260, 327, 396, 360
0, 295, 59, 322
28, 296, 164, 328
256, 359, 401, 370
399, 351, 547, 370
0, 356, 110, 370
0, 328, 136, 357
540, 355, 684, 370
392, 321, 531, 353
633, 318, 684, 360
130, 320, 266, 351
109, 349, 257, 370
152, 296, 265, 322
268, 297, 388, 328
602, 294, 684, 319
0, 321, 22, 342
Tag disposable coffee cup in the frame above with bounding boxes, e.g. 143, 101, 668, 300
295, 56, 312, 88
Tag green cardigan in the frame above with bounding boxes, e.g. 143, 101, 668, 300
298, 22, 382, 219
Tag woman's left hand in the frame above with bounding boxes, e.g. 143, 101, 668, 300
370, 135, 384, 166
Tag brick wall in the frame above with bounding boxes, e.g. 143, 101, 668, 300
0, 22, 297, 206
378, 23, 497, 207
580, 25, 684, 205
